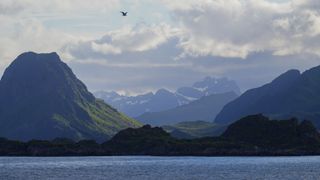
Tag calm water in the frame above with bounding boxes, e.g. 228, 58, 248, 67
0, 156, 320, 180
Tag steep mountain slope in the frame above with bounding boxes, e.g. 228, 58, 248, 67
0, 52, 140, 141
95, 77, 240, 117
136, 92, 238, 126
215, 66, 320, 128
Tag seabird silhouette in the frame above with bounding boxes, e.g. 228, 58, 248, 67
120, 11, 128, 16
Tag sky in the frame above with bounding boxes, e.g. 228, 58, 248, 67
1, 0, 320, 95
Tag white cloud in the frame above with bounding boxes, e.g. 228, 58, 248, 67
0, 0, 120, 15
91, 42, 122, 55
0, 0, 26, 15
0, 16, 76, 70
0, 0, 122, 70
66, 23, 181, 59
65, 0, 320, 59
162, 0, 320, 58
1, 0, 320, 94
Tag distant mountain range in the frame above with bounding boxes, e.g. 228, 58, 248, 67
215, 66, 320, 129
136, 92, 238, 126
95, 77, 240, 117
0, 52, 140, 142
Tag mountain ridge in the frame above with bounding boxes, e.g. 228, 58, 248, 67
95, 77, 240, 117
136, 92, 238, 126
215, 66, 320, 128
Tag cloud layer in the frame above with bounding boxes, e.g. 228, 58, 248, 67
165, 0, 320, 58
66, 0, 320, 59
1, 0, 320, 94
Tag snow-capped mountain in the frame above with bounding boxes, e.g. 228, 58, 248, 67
94, 77, 240, 117
177, 77, 241, 98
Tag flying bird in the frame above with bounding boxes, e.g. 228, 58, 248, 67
120, 11, 128, 16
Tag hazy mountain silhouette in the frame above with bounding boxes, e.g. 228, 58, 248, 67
215, 66, 320, 128
95, 77, 240, 117
136, 92, 238, 126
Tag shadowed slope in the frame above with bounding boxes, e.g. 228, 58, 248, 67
0, 52, 141, 142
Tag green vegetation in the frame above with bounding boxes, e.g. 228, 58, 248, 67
0, 52, 141, 142
163, 121, 227, 139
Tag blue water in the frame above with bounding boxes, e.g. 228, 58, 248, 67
0, 156, 320, 180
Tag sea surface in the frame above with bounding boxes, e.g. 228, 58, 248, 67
0, 156, 320, 180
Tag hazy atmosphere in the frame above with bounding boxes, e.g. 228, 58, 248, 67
3, 1, 320, 179
1, 0, 320, 95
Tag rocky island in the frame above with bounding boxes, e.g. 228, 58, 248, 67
1, 114, 320, 156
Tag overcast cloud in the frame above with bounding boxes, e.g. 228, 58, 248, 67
0, 0, 320, 95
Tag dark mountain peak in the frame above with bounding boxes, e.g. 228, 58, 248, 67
302, 65, 320, 74
1, 51, 95, 103
300, 65, 320, 81
0, 52, 140, 141
3, 52, 63, 82
16, 52, 61, 62
260, 69, 301, 94
270, 69, 300, 85
214, 65, 320, 126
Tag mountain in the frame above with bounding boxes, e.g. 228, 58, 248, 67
95, 89, 188, 117
215, 66, 320, 128
0, 52, 140, 142
176, 76, 241, 98
95, 77, 240, 117
136, 92, 238, 126
162, 121, 227, 139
